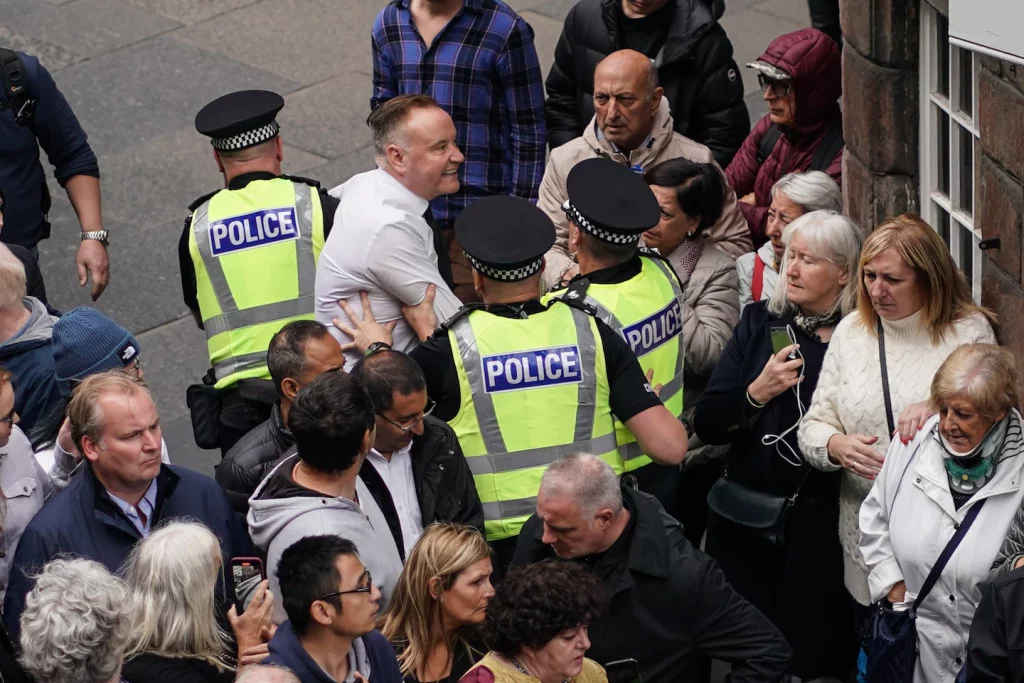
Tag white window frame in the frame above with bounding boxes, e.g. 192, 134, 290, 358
919, 0, 983, 303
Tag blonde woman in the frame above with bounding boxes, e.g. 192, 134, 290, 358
798, 214, 996, 619
382, 523, 494, 683
121, 522, 275, 683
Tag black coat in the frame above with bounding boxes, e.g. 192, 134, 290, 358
122, 653, 235, 683
511, 486, 790, 683
967, 566, 1024, 682
360, 415, 484, 560
215, 401, 293, 520
544, 0, 749, 168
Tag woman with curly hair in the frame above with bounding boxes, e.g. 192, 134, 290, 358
459, 561, 608, 683
382, 523, 494, 683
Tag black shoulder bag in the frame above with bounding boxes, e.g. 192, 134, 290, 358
878, 319, 896, 436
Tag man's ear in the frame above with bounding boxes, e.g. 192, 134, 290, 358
281, 378, 300, 403
275, 136, 284, 162
593, 507, 615, 530
361, 426, 375, 455
213, 149, 225, 174
386, 144, 406, 174
80, 433, 103, 464
650, 87, 664, 112
310, 601, 334, 627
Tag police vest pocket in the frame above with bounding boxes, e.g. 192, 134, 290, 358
2, 476, 38, 500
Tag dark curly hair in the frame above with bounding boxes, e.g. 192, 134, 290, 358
484, 561, 607, 657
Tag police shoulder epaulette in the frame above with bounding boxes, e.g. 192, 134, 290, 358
187, 189, 220, 212
438, 303, 488, 331
280, 174, 323, 189
550, 295, 598, 318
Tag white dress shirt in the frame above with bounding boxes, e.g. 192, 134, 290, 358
315, 169, 463, 368
366, 443, 423, 554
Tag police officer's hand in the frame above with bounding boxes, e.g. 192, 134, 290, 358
333, 291, 396, 353
645, 368, 663, 397
77, 239, 110, 301
747, 345, 802, 405
402, 284, 439, 342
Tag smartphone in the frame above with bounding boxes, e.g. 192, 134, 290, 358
605, 659, 642, 683
769, 324, 796, 358
231, 557, 265, 614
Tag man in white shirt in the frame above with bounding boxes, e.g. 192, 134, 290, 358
315, 94, 465, 369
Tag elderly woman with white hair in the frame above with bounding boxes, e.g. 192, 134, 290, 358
694, 210, 863, 680
736, 171, 843, 311
120, 521, 276, 683
860, 344, 1024, 683
19, 558, 129, 683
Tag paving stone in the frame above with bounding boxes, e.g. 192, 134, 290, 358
277, 72, 375, 160
303, 144, 377, 190
162, 413, 217, 474
0, 0, 179, 61
0, 24, 81, 70
136, 314, 211, 418
751, 0, 809, 26
125, 0, 261, 25
517, 0, 577, 23
521, 10, 564, 76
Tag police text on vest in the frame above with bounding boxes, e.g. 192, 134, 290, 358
481, 346, 583, 393
621, 299, 682, 356
209, 207, 300, 256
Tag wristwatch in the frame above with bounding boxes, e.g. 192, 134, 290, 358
365, 341, 392, 357
80, 230, 110, 247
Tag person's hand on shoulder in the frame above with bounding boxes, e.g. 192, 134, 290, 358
333, 291, 397, 353
402, 284, 439, 342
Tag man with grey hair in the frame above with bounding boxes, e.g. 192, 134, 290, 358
0, 243, 61, 436
315, 94, 463, 369
512, 453, 790, 683
19, 558, 129, 683
538, 49, 751, 291
236, 664, 302, 683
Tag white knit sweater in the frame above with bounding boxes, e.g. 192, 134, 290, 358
797, 309, 996, 605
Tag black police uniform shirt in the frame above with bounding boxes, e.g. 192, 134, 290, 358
177, 171, 340, 312
409, 299, 661, 423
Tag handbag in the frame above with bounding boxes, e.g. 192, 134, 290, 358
706, 473, 807, 546
865, 497, 987, 683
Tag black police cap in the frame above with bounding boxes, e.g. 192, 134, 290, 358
563, 158, 661, 244
195, 90, 285, 151
456, 196, 555, 282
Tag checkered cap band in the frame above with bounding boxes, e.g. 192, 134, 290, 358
561, 200, 641, 245
212, 121, 281, 151
464, 252, 544, 282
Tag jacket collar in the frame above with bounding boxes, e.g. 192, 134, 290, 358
270, 401, 293, 448
227, 171, 278, 191
582, 97, 676, 172
85, 463, 180, 540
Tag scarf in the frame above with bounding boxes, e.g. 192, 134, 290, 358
792, 304, 843, 341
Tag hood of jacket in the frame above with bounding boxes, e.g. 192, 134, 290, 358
582, 96, 677, 169
755, 27, 841, 135
0, 297, 57, 358
601, 0, 725, 65
267, 620, 372, 683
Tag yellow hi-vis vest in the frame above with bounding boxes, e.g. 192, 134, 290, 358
188, 177, 326, 390
546, 255, 684, 472
448, 302, 618, 541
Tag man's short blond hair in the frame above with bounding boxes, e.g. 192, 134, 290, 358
0, 244, 26, 308
68, 371, 152, 452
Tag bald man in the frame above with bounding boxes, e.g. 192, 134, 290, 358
536, 50, 751, 291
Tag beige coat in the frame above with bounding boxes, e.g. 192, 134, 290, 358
538, 98, 752, 291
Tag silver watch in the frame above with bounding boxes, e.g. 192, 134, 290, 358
80, 230, 109, 247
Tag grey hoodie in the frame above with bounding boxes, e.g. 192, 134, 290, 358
248, 454, 403, 624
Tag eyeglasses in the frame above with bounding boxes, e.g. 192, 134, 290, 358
315, 573, 374, 602
758, 74, 794, 98
379, 399, 436, 435
0, 408, 14, 427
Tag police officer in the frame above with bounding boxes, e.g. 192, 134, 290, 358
333, 195, 687, 570
549, 158, 687, 511
179, 90, 340, 453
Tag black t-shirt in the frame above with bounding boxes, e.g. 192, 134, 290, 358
617, 2, 675, 58
409, 299, 660, 424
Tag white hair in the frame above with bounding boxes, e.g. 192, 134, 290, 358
539, 453, 623, 518
19, 558, 130, 683
236, 665, 302, 683
766, 210, 864, 317
0, 244, 26, 308
770, 171, 843, 214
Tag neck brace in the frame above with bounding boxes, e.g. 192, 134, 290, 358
937, 415, 1009, 494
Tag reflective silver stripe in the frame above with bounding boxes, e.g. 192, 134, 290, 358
569, 306, 597, 444
293, 183, 316, 296
619, 440, 646, 462
192, 201, 239, 316
466, 432, 618, 477
583, 296, 621, 334
482, 497, 538, 522
204, 298, 314, 338
450, 317, 508, 456
213, 350, 268, 379
660, 369, 684, 401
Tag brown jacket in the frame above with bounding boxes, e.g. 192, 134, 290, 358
538, 97, 752, 291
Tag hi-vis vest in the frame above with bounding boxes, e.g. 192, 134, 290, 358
448, 302, 618, 541
188, 177, 326, 390
547, 255, 684, 473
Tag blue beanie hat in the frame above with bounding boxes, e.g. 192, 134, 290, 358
52, 307, 141, 399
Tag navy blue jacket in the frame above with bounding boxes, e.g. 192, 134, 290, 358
0, 51, 99, 248
265, 622, 402, 683
3, 464, 253, 640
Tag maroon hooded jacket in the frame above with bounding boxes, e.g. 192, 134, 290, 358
725, 28, 843, 244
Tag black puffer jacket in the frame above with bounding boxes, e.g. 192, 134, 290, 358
360, 415, 484, 560
215, 402, 293, 520
545, 0, 749, 168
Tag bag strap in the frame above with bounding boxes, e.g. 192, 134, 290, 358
752, 253, 766, 301
912, 498, 987, 610
756, 123, 783, 166
810, 121, 844, 172
877, 319, 896, 437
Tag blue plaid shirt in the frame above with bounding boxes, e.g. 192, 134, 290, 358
371, 0, 546, 227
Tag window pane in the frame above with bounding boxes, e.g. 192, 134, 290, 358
958, 49, 974, 116
938, 13, 950, 97
959, 224, 975, 286
938, 109, 951, 196
933, 203, 951, 244
959, 126, 974, 216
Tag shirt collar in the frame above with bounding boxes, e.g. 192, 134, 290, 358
368, 442, 413, 464
374, 168, 430, 215
594, 120, 653, 156
106, 478, 158, 524
227, 170, 278, 190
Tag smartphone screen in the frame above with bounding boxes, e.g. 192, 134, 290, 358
769, 326, 792, 355
231, 558, 264, 614
605, 659, 642, 683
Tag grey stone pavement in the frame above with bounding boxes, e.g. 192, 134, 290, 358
2, 0, 809, 476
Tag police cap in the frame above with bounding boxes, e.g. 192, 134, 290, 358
562, 157, 661, 244
456, 196, 555, 282
195, 90, 285, 151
